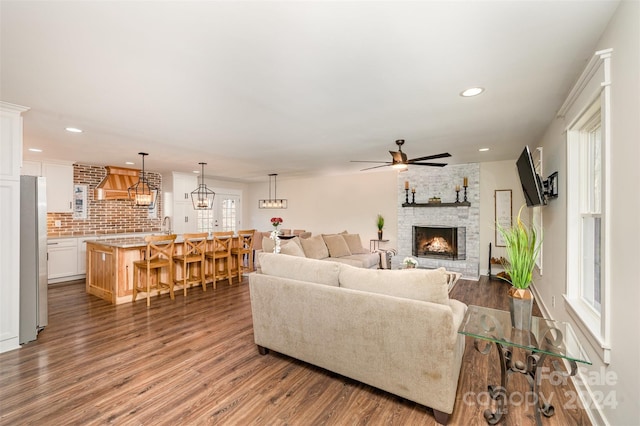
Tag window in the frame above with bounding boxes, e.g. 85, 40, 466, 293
574, 107, 603, 314
562, 48, 611, 363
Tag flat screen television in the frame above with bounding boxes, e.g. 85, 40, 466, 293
516, 146, 547, 207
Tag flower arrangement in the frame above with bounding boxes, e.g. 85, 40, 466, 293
403, 257, 418, 268
270, 218, 283, 253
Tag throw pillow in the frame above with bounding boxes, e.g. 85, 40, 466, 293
262, 236, 303, 254
280, 241, 306, 257
300, 235, 330, 259
262, 236, 275, 253
322, 234, 352, 258
342, 233, 368, 254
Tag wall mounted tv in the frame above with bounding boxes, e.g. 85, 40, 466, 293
516, 146, 547, 207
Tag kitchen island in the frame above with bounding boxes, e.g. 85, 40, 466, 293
86, 237, 153, 304
86, 235, 242, 305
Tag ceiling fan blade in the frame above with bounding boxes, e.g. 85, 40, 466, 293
409, 162, 448, 167
350, 160, 392, 164
359, 164, 392, 171
408, 152, 452, 162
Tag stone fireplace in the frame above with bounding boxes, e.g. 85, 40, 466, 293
396, 163, 480, 278
413, 226, 466, 260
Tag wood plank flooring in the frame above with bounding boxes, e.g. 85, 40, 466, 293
0, 275, 591, 425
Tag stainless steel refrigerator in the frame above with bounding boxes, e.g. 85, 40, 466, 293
20, 175, 48, 344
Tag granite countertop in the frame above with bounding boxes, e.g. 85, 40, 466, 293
85, 237, 151, 248
86, 234, 231, 248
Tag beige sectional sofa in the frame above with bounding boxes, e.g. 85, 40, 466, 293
258, 232, 380, 269
249, 252, 467, 424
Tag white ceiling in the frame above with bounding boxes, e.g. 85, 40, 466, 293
1, 1, 620, 182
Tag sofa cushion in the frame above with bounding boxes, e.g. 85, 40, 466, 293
326, 253, 379, 269
322, 234, 352, 258
338, 264, 449, 305
258, 252, 340, 286
300, 235, 330, 259
342, 233, 368, 254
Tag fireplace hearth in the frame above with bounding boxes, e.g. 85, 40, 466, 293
413, 226, 466, 260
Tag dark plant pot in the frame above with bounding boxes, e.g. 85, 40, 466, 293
377, 229, 383, 240
508, 287, 533, 331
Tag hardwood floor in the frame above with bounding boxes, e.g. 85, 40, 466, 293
0, 276, 591, 425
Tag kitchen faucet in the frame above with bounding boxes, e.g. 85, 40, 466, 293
162, 216, 172, 234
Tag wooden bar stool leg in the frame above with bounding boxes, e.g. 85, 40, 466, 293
146, 266, 151, 307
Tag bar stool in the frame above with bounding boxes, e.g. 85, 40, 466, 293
173, 232, 208, 297
230, 229, 255, 282
132, 234, 177, 307
205, 231, 233, 289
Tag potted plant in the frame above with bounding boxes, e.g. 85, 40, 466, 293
376, 214, 384, 240
496, 206, 542, 330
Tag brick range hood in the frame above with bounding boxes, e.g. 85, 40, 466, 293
94, 166, 140, 200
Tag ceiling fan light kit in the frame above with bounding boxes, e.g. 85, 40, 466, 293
351, 139, 451, 171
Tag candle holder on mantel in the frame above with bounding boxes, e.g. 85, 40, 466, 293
463, 185, 468, 202
411, 188, 416, 204
455, 185, 461, 203
405, 188, 410, 204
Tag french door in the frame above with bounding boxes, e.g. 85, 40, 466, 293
213, 193, 241, 233
196, 192, 242, 234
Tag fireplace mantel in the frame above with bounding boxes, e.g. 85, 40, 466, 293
402, 202, 470, 208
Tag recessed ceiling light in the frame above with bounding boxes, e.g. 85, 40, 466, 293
125, 161, 134, 165
479, 148, 490, 152
460, 87, 484, 97
28, 148, 43, 152
65, 127, 83, 133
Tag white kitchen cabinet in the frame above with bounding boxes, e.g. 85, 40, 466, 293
172, 172, 197, 202
173, 201, 197, 234
1, 101, 29, 353
47, 238, 78, 280
42, 162, 74, 213
169, 173, 198, 234
76, 237, 94, 275
21, 160, 42, 176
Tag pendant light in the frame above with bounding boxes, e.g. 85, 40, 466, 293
128, 152, 156, 208
191, 162, 215, 209
258, 173, 287, 209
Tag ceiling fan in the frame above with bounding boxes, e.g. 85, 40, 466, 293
351, 139, 451, 171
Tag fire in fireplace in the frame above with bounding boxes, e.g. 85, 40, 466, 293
413, 226, 466, 260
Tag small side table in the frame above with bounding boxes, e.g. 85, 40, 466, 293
458, 305, 591, 426
369, 239, 389, 252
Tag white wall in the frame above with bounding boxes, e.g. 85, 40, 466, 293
533, 1, 640, 424
245, 161, 524, 274
479, 160, 527, 276
247, 171, 398, 246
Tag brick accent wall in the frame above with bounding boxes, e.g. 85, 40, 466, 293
47, 164, 163, 237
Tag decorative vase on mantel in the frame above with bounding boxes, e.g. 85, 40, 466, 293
377, 229, 383, 240
508, 287, 533, 331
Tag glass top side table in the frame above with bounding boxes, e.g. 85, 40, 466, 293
458, 305, 591, 425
